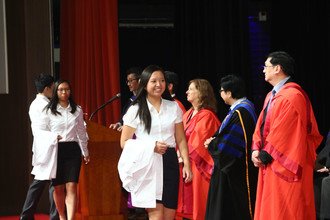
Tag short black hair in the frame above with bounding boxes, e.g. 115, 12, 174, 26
126, 66, 142, 79
34, 73, 54, 93
164, 71, 179, 93
268, 51, 295, 76
220, 74, 246, 99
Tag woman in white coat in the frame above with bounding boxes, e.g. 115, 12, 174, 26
119, 65, 192, 220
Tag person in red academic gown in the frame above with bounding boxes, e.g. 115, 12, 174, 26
176, 79, 220, 220
252, 51, 323, 220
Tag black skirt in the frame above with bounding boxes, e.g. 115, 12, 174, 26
52, 141, 82, 186
157, 147, 180, 209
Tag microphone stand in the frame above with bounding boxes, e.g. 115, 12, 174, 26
89, 93, 121, 120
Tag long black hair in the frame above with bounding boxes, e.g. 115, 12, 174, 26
131, 65, 173, 134
45, 79, 78, 115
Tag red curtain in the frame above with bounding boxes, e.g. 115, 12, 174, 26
60, 0, 120, 126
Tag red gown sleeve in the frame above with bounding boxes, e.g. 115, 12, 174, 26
186, 109, 221, 180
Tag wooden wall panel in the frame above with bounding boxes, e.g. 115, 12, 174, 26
0, 0, 52, 215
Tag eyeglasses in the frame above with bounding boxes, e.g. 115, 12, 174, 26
126, 78, 138, 84
262, 65, 275, 69
57, 88, 71, 93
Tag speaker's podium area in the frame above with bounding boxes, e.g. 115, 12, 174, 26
75, 121, 126, 220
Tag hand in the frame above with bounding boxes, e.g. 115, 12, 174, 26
182, 164, 193, 183
84, 155, 90, 165
109, 122, 122, 131
317, 167, 329, 173
251, 150, 262, 167
116, 125, 123, 132
154, 141, 168, 155
204, 137, 215, 148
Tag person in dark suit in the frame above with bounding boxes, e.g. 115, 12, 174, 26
109, 66, 142, 132
315, 130, 330, 220
20, 73, 59, 220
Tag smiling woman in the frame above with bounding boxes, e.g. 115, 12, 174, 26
118, 65, 193, 219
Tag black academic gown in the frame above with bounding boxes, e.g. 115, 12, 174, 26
205, 101, 258, 220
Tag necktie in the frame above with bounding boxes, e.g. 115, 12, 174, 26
266, 90, 276, 112
260, 90, 276, 144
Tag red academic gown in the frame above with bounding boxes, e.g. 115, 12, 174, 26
252, 82, 323, 220
176, 108, 220, 220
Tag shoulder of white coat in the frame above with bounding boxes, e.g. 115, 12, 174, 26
163, 99, 178, 108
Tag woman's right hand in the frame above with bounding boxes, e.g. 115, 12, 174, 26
154, 141, 168, 155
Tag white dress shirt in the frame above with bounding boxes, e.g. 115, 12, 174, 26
43, 104, 89, 157
123, 98, 183, 148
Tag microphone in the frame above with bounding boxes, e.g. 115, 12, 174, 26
89, 93, 121, 120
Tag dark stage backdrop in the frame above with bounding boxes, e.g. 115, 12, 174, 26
119, 0, 252, 122
118, 27, 176, 111
269, 0, 329, 138
118, 0, 328, 138
172, 0, 328, 137
174, 0, 253, 122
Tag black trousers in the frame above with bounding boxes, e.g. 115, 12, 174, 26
20, 179, 59, 220
320, 175, 330, 220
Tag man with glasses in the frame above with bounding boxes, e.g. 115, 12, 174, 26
109, 66, 141, 132
251, 51, 323, 220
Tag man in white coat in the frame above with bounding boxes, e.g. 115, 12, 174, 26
20, 73, 59, 220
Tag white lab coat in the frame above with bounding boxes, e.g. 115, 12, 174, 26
29, 94, 58, 180
118, 139, 163, 208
